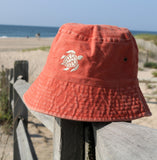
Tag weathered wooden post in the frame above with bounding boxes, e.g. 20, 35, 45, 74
53, 118, 85, 160
84, 123, 96, 160
13, 60, 28, 160
5, 68, 10, 88
53, 118, 97, 160
146, 51, 149, 63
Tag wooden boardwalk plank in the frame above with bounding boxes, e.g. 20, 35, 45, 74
93, 122, 157, 160
14, 79, 54, 133
16, 120, 37, 160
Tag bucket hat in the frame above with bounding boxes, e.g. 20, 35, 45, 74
23, 23, 151, 122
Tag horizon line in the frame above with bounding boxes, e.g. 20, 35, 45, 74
0, 23, 157, 33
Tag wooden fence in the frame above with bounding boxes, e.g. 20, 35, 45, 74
6, 60, 157, 159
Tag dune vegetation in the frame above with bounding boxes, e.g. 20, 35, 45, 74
135, 34, 157, 45
22, 46, 50, 52
0, 69, 13, 134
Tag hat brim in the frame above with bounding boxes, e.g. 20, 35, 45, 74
23, 71, 151, 122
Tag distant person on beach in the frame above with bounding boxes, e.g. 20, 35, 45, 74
35, 33, 40, 39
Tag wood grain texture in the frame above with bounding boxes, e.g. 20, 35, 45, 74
93, 122, 157, 160
9, 68, 13, 110
16, 120, 37, 160
53, 117, 84, 160
10, 78, 14, 84
84, 123, 96, 160
14, 60, 28, 82
13, 61, 28, 160
11, 100, 14, 113
14, 79, 54, 132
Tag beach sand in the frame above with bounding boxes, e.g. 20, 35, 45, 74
0, 37, 53, 52
0, 37, 157, 160
0, 38, 53, 83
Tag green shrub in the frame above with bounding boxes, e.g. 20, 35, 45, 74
152, 71, 157, 77
144, 62, 157, 69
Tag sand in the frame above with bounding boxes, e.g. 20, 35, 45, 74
0, 37, 157, 160
0, 37, 53, 52
0, 38, 53, 83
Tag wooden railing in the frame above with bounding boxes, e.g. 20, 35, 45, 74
7, 60, 157, 160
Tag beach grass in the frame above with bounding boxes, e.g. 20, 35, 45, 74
152, 71, 157, 77
146, 83, 156, 89
144, 62, 157, 69
0, 69, 13, 134
135, 34, 157, 45
138, 67, 144, 71
22, 46, 50, 52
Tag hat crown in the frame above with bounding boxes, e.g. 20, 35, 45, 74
59, 23, 131, 42
45, 23, 138, 87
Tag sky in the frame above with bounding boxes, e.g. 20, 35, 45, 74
0, 0, 157, 31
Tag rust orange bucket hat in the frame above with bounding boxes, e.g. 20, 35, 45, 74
23, 23, 152, 122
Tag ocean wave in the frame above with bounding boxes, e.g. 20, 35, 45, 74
0, 36, 8, 38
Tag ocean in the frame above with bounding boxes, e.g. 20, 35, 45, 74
0, 24, 157, 38
0, 25, 59, 38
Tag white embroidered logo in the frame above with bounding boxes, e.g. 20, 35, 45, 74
61, 50, 83, 72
